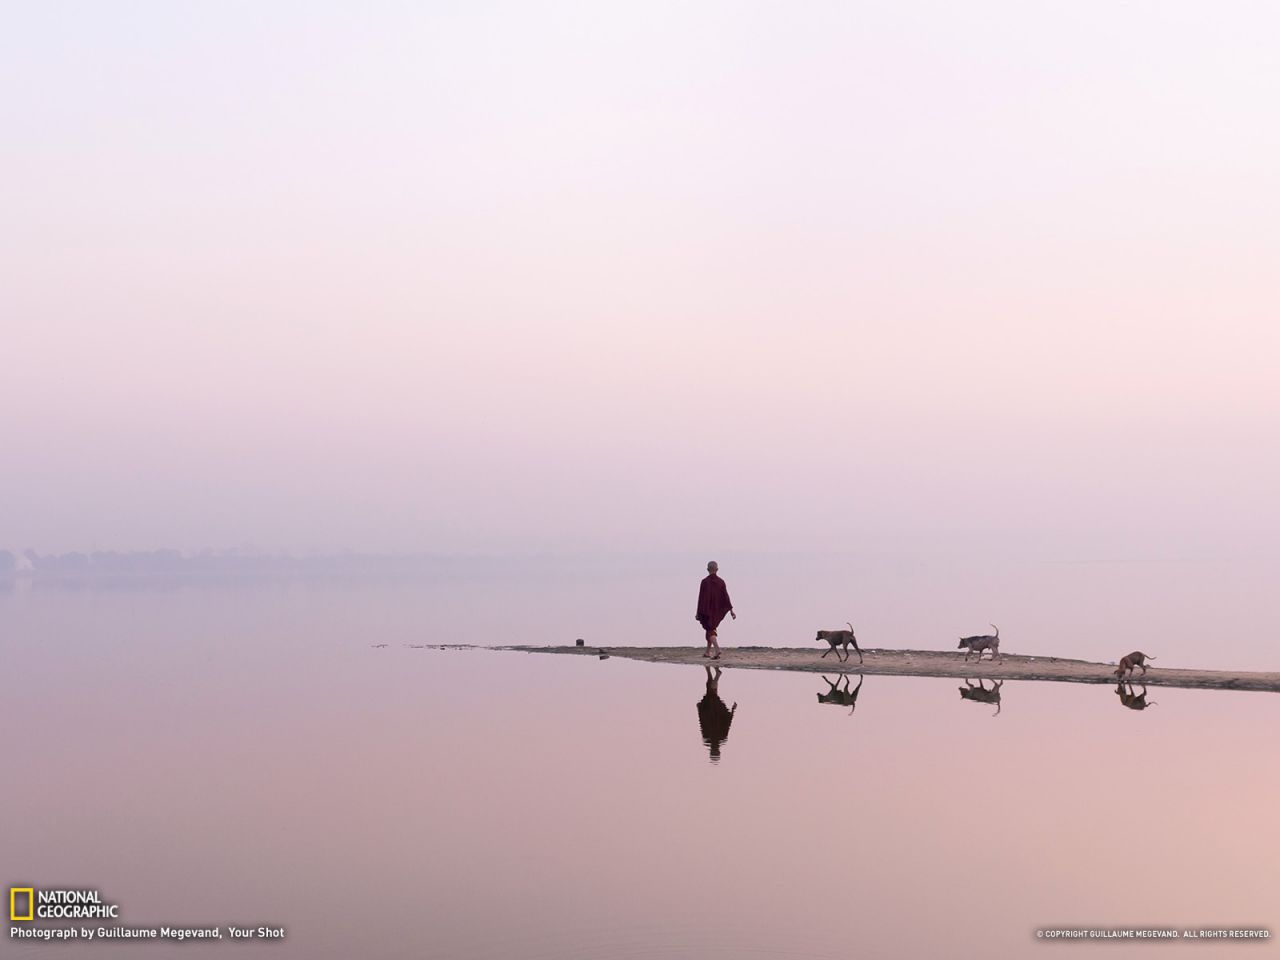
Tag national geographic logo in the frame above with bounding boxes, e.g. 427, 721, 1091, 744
9, 889, 33, 922
9, 888, 119, 921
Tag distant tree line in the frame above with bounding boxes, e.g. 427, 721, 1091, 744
0, 549, 503, 579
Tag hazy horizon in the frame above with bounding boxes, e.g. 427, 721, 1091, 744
4, 2, 1277, 559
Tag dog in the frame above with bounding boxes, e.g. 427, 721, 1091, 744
1115, 681, 1157, 710
1114, 651, 1155, 679
958, 624, 1001, 662
959, 678, 1003, 716
815, 623, 863, 664
816, 674, 864, 715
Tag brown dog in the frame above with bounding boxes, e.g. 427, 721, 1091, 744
1114, 651, 1155, 679
817, 674, 864, 715
1115, 682, 1157, 710
958, 624, 1001, 663
959, 678, 1003, 716
815, 623, 863, 664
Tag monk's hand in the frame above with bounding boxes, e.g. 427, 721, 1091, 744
730, 610, 737, 620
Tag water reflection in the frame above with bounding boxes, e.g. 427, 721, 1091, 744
696, 665, 737, 763
959, 678, 1003, 716
815, 673, 863, 715
1115, 682, 1158, 711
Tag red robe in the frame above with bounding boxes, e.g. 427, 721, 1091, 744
696, 574, 733, 632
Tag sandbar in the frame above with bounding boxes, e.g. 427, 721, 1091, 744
482, 645, 1280, 692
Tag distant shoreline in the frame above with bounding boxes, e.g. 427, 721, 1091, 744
483, 645, 1280, 693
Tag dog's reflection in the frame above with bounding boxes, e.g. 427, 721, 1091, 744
697, 665, 737, 763
816, 674, 863, 715
959, 678, 1003, 716
1115, 682, 1157, 710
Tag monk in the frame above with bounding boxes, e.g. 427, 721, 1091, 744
695, 560, 735, 660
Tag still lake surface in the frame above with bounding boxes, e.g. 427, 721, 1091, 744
3, 557, 1278, 958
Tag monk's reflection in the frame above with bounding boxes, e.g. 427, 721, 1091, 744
959, 678, 1003, 716
697, 665, 737, 763
1115, 682, 1157, 710
816, 674, 863, 715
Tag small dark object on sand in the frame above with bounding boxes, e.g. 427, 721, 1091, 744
575, 638, 585, 647
598, 649, 610, 660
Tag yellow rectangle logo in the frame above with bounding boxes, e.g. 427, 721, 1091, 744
10, 887, 34, 921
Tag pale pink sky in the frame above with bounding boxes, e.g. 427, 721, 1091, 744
2, 2, 1277, 555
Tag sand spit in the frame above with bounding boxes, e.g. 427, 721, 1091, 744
474, 645, 1280, 693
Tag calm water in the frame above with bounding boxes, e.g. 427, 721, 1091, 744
3, 563, 1278, 958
